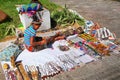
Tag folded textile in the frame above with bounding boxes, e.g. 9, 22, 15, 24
0, 43, 21, 61
95, 27, 116, 40
19, 3, 42, 14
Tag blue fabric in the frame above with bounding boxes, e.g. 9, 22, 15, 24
20, 3, 41, 13
0, 44, 21, 61
92, 30, 96, 34
24, 25, 36, 46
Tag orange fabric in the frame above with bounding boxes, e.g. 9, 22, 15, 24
90, 23, 100, 37
25, 45, 34, 52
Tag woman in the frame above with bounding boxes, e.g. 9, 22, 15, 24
24, 20, 46, 52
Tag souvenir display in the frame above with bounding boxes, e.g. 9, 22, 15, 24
1, 7, 119, 80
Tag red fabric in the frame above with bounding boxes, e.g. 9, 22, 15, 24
25, 45, 34, 52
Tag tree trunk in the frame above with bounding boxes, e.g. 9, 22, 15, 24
0, 10, 8, 23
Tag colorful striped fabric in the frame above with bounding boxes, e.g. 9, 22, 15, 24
96, 27, 116, 40
24, 25, 36, 46
19, 3, 42, 13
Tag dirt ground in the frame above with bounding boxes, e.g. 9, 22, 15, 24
0, 0, 120, 80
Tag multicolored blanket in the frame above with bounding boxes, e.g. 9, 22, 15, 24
18, 3, 43, 17
19, 3, 42, 13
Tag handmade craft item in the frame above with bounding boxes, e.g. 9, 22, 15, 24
25, 65, 33, 80
3, 63, 17, 80
38, 65, 47, 78
79, 33, 98, 42
16, 61, 30, 80
3, 63, 10, 70
29, 65, 38, 80
10, 56, 16, 68
8, 70, 17, 80
90, 22, 100, 37
92, 27, 116, 40
75, 27, 84, 34
36, 66, 42, 80
88, 42, 109, 55
15, 68, 24, 80
58, 45, 70, 51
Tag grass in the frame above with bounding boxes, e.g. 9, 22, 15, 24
0, 0, 29, 39
0, 0, 29, 26
40, 0, 62, 11
0, 0, 61, 39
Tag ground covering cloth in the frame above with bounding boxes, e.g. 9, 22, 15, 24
16, 40, 94, 77
0, 43, 22, 61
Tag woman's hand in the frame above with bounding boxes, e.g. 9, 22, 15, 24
39, 38, 47, 45
54, 36, 65, 41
